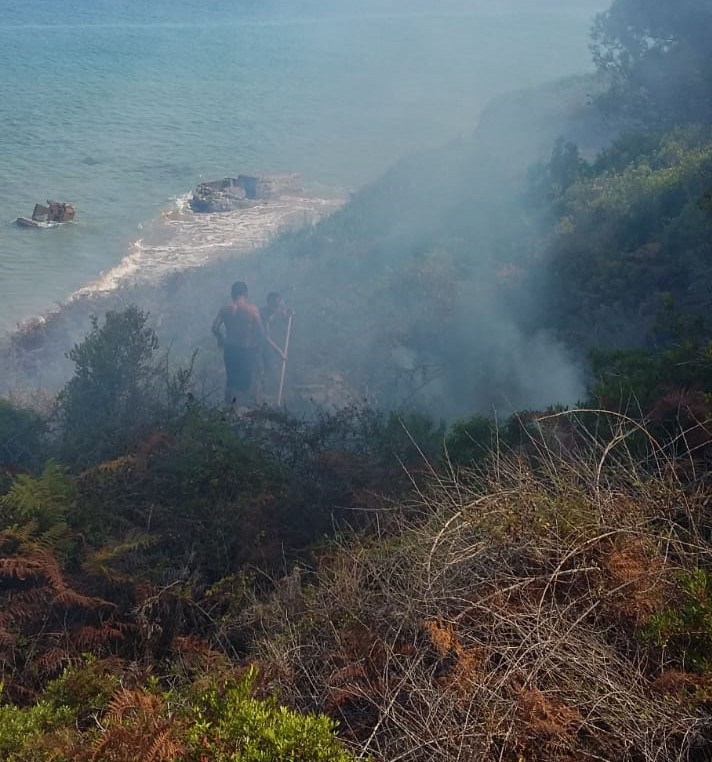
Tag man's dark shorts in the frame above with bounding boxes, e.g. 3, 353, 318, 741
224, 345, 258, 392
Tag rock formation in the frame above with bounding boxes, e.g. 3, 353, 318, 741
16, 201, 76, 228
189, 178, 248, 213
30, 201, 76, 223
45, 201, 76, 223
189, 173, 302, 213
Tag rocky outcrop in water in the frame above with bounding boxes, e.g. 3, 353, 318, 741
189, 173, 302, 213
45, 201, 76, 222
189, 178, 249, 213
28, 201, 76, 223
15, 201, 76, 228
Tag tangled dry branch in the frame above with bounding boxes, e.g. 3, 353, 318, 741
249, 415, 712, 761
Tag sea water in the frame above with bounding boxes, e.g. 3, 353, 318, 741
0, 0, 606, 334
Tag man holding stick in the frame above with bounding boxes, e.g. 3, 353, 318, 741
259, 291, 293, 406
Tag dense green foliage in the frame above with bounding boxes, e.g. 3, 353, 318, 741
184, 668, 354, 762
541, 127, 712, 349
646, 568, 712, 673
0, 664, 354, 761
591, 0, 712, 124
56, 306, 191, 468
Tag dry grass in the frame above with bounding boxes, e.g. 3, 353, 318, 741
247, 412, 712, 761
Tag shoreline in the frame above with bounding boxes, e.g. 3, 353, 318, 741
1, 190, 345, 397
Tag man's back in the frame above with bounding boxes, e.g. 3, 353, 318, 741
220, 300, 262, 348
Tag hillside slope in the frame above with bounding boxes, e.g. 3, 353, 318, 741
3, 75, 616, 418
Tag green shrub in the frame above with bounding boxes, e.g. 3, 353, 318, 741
646, 568, 712, 672
445, 414, 497, 467
56, 307, 181, 468
42, 658, 121, 724
185, 667, 355, 762
0, 697, 71, 761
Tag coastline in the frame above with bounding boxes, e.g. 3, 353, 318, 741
1, 190, 345, 398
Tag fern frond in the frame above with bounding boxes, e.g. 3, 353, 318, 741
24, 546, 66, 590
146, 728, 183, 762
0, 602, 37, 623
95, 455, 137, 474
0, 590, 52, 623
36, 520, 71, 550
4, 585, 53, 605
36, 647, 71, 676
106, 688, 162, 722
0, 525, 32, 551
82, 533, 154, 582
0, 555, 47, 581
90, 725, 135, 762
73, 624, 124, 649
51, 588, 96, 608
1, 461, 73, 535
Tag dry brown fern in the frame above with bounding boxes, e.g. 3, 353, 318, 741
0, 524, 127, 696
83, 688, 184, 762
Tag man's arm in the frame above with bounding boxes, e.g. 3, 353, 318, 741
259, 310, 286, 359
212, 308, 225, 347
267, 335, 286, 359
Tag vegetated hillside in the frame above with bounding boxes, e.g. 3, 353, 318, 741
536, 127, 712, 352
3, 298, 712, 761
526, 0, 712, 427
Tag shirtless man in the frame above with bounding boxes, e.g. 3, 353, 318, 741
212, 281, 263, 406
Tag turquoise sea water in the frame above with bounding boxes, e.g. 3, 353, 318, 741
0, 0, 605, 334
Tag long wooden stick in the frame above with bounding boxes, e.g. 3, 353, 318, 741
277, 314, 293, 407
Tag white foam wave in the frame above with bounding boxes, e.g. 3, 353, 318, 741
70, 192, 343, 300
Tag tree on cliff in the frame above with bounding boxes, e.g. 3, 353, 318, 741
591, 0, 712, 124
